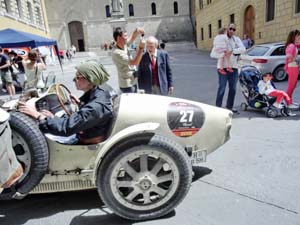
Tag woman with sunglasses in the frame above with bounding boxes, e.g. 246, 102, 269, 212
18, 61, 114, 145
215, 23, 246, 113
285, 30, 300, 107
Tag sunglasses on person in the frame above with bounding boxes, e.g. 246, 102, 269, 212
73, 74, 85, 82
229, 27, 236, 31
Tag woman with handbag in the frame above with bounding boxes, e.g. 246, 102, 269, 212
285, 30, 300, 106
22, 50, 46, 91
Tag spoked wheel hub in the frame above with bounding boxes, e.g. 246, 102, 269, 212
138, 176, 153, 191
110, 149, 179, 211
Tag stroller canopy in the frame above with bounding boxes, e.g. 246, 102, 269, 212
239, 66, 261, 90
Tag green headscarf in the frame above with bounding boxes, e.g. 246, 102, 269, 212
76, 61, 110, 86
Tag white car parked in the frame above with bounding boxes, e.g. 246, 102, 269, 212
238, 43, 291, 81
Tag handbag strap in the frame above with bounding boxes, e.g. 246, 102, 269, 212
35, 64, 38, 80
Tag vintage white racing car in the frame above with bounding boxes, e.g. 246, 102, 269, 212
0, 84, 232, 220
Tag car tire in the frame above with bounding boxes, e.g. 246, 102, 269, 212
0, 112, 48, 200
97, 134, 192, 221
273, 66, 287, 82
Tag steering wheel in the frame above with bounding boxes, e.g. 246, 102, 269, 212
55, 84, 75, 116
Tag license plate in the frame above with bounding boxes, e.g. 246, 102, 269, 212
191, 150, 206, 165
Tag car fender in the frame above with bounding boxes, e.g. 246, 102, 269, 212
92, 122, 160, 183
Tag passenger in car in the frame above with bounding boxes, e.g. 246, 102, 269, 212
18, 61, 114, 145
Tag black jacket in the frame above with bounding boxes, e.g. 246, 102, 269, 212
138, 50, 173, 95
39, 86, 114, 139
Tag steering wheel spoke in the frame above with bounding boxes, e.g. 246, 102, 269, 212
55, 84, 76, 116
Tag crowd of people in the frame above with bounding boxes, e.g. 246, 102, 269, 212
1, 24, 300, 191
0, 27, 174, 191
211, 23, 300, 115
0, 47, 48, 99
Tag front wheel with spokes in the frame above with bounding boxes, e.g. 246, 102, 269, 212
97, 135, 192, 221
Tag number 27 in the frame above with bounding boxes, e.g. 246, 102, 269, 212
179, 110, 194, 123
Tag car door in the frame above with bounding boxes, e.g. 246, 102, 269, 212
268, 46, 286, 71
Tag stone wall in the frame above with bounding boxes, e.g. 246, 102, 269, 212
0, 0, 49, 37
195, 0, 300, 50
44, 0, 194, 51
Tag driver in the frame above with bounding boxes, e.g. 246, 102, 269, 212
18, 61, 114, 145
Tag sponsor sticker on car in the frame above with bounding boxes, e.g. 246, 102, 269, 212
167, 102, 205, 138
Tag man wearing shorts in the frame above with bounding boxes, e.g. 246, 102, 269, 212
0, 47, 15, 97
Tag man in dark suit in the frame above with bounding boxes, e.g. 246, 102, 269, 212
138, 36, 173, 95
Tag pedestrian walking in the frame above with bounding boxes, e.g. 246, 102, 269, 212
71, 45, 76, 55
212, 23, 246, 113
138, 36, 173, 95
0, 47, 15, 98
242, 34, 252, 49
112, 27, 145, 93
285, 29, 300, 106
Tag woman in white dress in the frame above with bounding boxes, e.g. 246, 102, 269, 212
22, 50, 46, 91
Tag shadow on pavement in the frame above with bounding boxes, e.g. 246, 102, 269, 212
70, 210, 176, 225
0, 190, 102, 225
0, 189, 177, 225
192, 166, 212, 182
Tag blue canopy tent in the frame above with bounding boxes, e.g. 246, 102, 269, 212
0, 28, 57, 48
0, 28, 62, 71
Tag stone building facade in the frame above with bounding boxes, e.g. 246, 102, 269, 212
195, 0, 300, 50
44, 0, 194, 51
0, 0, 49, 37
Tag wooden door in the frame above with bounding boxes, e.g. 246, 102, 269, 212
244, 5, 255, 40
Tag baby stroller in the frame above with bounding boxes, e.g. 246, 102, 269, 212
239, 65, 289, 118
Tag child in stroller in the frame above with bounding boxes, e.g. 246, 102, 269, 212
239, 66, 296, 117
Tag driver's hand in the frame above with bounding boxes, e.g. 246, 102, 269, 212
40, 109, 54, 118
18, 101, 40, 119
70, 94, 80, 105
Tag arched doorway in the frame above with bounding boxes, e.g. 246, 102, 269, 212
243, 5, 255, 41
68, 21, 85, 52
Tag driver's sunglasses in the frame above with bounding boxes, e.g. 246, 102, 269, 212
229, 27, 236, 31
73, 75, 85, 82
